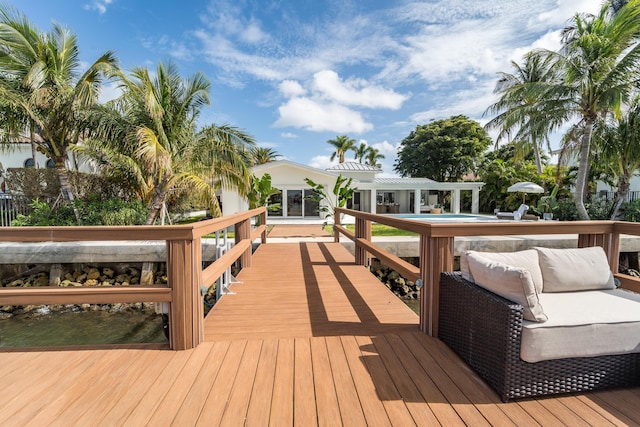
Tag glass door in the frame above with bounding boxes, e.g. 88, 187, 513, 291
303, 189, 320, 217
268, 190, 283, 216
287, 190, 303, 216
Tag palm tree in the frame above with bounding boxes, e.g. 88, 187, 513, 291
80, 62, 254, 224
0, 5, 117, 206
251, 146, 280, 165
353, 142, 368, 163
327, 135, 356, 163
592, 96, 640, 219
485, 52, 561, 174
365, 147, 385, 167
534, 1, 640, 219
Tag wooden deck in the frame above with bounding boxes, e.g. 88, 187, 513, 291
1, 242, 640, 425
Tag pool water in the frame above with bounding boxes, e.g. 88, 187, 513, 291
389, 213, 500, 222
0, 310, 167, 348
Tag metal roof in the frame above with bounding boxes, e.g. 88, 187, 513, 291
374, 177, 437, 185
326, 162, 381, 172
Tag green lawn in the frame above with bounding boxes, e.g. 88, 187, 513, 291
344, 224, 418, 237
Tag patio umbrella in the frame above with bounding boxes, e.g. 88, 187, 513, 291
507, 181, 544, 203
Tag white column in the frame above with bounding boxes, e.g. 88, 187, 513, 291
370, 190, 377, 214
414, 189, 421, 214
451, 189, 461, 214
471, 188, 480, 214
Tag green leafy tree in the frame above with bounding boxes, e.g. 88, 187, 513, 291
251, 146, 280, 165
247, 173, 280, 210
365, 147, 385, 167
353, 143, 368, 163
0, 5, 117, 209
78, 62, 254, 224
304, 175, 355, 229
477, 142, 572, 212
592, 96, 640, 219
394, 115, 492, 181
531, 1, 640, 219
485, 52, 561, 174
327, 135, 356, 163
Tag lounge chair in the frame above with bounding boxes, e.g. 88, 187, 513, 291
496, 203, 530, 220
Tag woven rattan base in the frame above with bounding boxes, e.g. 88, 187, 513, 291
438, 272, 640, 402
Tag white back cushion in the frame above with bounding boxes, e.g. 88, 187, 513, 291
535, 246, 615, 292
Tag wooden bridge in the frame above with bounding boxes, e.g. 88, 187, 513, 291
1, 210, 640, 425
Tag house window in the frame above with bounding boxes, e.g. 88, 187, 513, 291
46, 159, 55, 168
24, 158, 35, 168
377, 191, 395, 204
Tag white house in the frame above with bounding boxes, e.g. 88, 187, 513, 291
221, 160, 485, 219
0, 139, 95, 191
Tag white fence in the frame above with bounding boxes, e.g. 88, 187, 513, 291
0, 194, 31, 227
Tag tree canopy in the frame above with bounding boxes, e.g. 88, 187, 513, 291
394, 115, 491, 181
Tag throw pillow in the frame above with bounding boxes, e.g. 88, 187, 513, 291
460, 249, 544, 293
467, 253, 547, 322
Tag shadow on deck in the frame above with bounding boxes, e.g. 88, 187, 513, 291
0, 241, 638, 425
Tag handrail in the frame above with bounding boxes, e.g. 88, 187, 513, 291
0, 207, 267, 350
334, 207, 640, 337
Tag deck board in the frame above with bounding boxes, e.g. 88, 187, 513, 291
1, 241, 640, 426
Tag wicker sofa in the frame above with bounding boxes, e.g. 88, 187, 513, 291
438, 248, 640, 402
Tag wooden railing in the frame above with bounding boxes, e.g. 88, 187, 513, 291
0, 207, 267, 350
334, 208, 640, 337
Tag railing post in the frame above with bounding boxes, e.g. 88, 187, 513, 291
260, 209, 267, 244
334, 209, 341, 243
607, 226, 621, 273
420, 234, 454, 337
166, 237, 203, 350
235, 218, 252, 268
354, 217, 372, 266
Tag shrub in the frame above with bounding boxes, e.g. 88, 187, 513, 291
623, 199, 640, 222
11, 197, 148, 226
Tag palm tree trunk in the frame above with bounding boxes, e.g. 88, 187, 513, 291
54, 159, 82, 225
532, 136, 542, 175
30, 127, 38, 169
573, 119, 593, 220
611, 173, 631, 220
145, 188, 166, 225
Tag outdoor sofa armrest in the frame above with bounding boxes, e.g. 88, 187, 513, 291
438, 272, 524, 401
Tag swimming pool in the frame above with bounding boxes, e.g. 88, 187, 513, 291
387, 213, 502, 222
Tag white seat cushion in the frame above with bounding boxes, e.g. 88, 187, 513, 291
521, 289, 640, 362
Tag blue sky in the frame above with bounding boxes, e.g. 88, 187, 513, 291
11, 0, 601, 176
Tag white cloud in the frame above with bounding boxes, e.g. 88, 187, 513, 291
308, 155, 338, 170
372, 140, 399, 157
279, 80, 306, 97
274, 98, 373, 133
274, 70, 404, 134
312, 70, 408, 109
240, 21, 269, 44
410, 81, 499, 125
84, 0, 113, 14
98, 81, 122, 104
536, 0, 602, 27
281, 132, 298, 139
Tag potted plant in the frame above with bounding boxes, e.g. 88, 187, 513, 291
431, 203, 442, 214
537, 185, 558, 220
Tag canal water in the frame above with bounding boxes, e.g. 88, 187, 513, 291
0, 310, 167, 347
